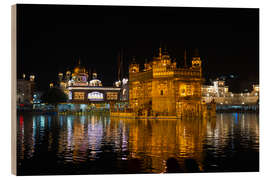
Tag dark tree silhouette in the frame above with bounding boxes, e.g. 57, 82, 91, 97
41, 88, 67, 106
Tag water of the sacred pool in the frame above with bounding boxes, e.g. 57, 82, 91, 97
17, 113, 259, 175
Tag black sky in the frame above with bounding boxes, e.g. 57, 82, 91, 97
17, 4, 259, 92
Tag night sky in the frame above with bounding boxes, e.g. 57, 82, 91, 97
17, 4, 259, 93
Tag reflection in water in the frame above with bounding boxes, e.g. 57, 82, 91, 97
118, 117, 209, 173
17, 113, 259, 175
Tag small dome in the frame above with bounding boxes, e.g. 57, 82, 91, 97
74, 59, 86, 74
74, 66, 86, 74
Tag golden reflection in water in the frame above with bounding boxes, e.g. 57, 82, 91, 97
111, 117, 212, 172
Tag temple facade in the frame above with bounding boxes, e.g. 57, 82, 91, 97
128, 48, 205, 117
56, 60, 122, 104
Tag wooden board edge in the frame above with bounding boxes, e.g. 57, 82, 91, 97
11, 4, 17, 176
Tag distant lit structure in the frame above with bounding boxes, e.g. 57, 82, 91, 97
17, 74, 35, 105
202, 79, 229, 98
202, 79, 259, 105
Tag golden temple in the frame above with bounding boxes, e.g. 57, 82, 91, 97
111, 47, 215, 118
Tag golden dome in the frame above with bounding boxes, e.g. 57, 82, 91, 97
73, 59, 86, 74
74, 66, 86, 74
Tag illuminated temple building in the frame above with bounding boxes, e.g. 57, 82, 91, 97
202, 79, 259, 105
56, 60, 128, 110
127, 48, 209, 117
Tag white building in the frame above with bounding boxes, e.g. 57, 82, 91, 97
202, 79, 259, 105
